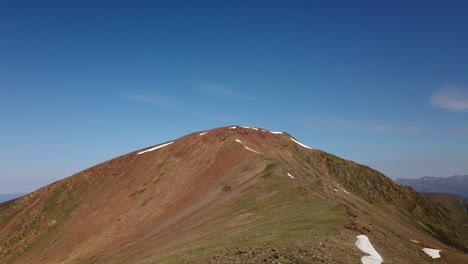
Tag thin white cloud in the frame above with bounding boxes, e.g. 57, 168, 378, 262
302, 117, 423, 134
303, 117, 468, 137
370, 125, 422, 134
431, 85, 468, 111
123, 94, 176, 110
197, 82, 238, 98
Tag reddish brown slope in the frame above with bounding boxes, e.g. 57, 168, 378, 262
0, 126, 467, 264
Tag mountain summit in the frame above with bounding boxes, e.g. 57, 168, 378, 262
1, 126, 467, 263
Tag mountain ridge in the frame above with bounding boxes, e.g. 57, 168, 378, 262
1, 125, 467, 263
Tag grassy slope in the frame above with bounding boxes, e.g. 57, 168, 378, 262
0, 127, 467, 264
155, 161, 348, 263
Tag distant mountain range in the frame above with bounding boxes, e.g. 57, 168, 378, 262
395, 175, 468, 200
0, 193, 25, 203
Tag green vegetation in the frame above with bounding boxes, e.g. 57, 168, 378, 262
221, 184, 232, 192
157, 162, 345, 263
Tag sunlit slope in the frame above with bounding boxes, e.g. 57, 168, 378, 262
1, 126, 466, 264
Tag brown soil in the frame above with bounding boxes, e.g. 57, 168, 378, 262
0, 126, 467, 264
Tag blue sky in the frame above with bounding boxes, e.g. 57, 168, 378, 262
1, 1, 468, 193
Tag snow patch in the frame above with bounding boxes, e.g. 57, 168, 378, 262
199, 132, 207, 136
239, 125, 259, 130
244, 145, 260, 154
355, 235, 383, 264
342, 188, 350, 194
290, 137, 313, 149
271, 131, 284, 134
137, 142, 174, 155
410, 239, 419, 244
422, 248, 441, 259
333, 188, 338, 192
235, 139, 260, 154
287, 173, 295, 179
229, 126, 237, 129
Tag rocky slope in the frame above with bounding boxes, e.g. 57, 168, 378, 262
1, 126, 467, 264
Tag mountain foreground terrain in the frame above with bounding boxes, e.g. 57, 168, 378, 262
396, 175, 468, 200
1, 126, 467, 263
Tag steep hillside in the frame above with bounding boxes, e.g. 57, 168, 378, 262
1, 126, 467, 264
425, 193, 467, 213
396, 175, 468, 200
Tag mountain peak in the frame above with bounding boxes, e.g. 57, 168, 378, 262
1, 126, 467, 263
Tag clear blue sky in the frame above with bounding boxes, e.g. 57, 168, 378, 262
1, 1, 468, 193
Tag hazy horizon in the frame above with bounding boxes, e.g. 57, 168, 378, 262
2, 1, 468, 193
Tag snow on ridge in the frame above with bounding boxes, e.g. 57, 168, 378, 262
239, 125, 260, 131
229, 126, 237, 129
290, 137, 313, 149
137, 142, 174, 155
287, 173, 295, 179
410, 239, 419, 244
422, 248, 441, 259
235, 139, 242, 143
270, 131, 284, 134
199, 132, 207, 136
355, 235, 383, 264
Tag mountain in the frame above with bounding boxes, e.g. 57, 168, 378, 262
1, 126, 467, 264
424, 193, 468, 213
0, 193, 25, 203
396, 175, 468, 200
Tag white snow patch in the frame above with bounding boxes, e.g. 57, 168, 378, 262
422, 248, 441, 259
240, 126, 251, 129
271, 131, 284, 134
342, 188, 350, 194
137, 142, 174, 155
333, 188, 338, 192
235, 139, 260, 154
410, 239, 419, 244
229, 126, 237, 129
355, 235, 383, 264
287, 173, 295, 179
244, 145, 260, 154
199, 132, 207, 136
251, 127, 259, 130
290, 137, 313, 149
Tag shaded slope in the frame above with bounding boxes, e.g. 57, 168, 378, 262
1, 126, 467, 264
425, 193, 467, 213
